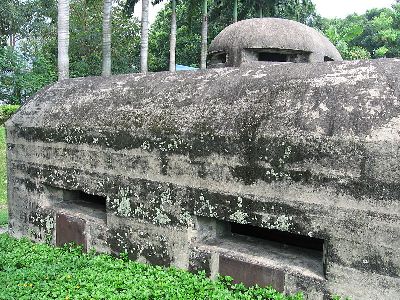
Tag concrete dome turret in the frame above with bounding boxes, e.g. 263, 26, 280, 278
208, 18, 342, 68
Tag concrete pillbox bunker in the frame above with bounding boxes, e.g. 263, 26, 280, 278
6, 18, 400, 299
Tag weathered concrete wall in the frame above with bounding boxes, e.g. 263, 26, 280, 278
6, 59, 400, 299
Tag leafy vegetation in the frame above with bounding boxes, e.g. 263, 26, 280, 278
149, 0, 318, 71
321, 3, 400, 60
149, 1, 400, 69
1, 0, 140, 104
0, 234, 305, 299
0, 211, 6, 226
0, 106, 20, 221
0, 104, 20, 125
0, 46, 56, 104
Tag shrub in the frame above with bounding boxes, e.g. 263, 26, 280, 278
0, 234, 305, 300
0, 105, 20, 125
0, 210, 6, 226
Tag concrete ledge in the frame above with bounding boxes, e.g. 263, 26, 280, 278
199, 235, 325, 281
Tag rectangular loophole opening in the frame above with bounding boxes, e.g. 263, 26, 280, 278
63, 190, 107, 212
214, 52, 227, 63
196, 217, 326, 281
207, 51, 227, 68
258, 52, 288, 62
231, 222, 324, 252
227, 221, 326, 278
45, 185, 107, 224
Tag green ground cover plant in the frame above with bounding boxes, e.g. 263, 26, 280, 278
0, 105, 20, 125
0, 234, 304, 300
0, 211, 7, 226
0, 126, 7, 226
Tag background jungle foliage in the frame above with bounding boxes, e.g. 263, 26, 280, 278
1, 0, 140, 104
1, 0, 400, 105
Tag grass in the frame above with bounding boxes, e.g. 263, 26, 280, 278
0, 234, 304, 300
0, 126, 7, 226
0, 210, 7, 226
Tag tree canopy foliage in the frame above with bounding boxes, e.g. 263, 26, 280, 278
1, 0, 400, 104
1, 0, 140, 104
320, 3, 400, 60
149, 0, 318, 71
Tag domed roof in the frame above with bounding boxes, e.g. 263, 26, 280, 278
209, 18, 342, 62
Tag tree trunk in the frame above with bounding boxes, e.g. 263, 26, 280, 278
9, 34, 16, 48
102, 0, 112, 76
58, 0, 70, 80
258, 5, 263, 18
200, 0, 207, 70
140, 0, 150, 73
233, 0, 238, 23
169, 0, 177, 72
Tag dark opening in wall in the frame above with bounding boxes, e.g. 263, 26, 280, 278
258, 52, 288, 62
195, 217, 326, 283
208, 52, 227, 68
215, 52, 227, 63
324, 56, 334, 62
230, 222, 324, 251
63, 189, 107, 213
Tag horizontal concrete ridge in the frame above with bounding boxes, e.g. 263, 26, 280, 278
208, 18, 343, 61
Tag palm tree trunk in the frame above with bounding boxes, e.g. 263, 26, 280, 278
102, 0, 112, 76
9, 34, 16, 48
258, 5, 263, 18
58, 0, 70, 80
140, 0, 150, 73
200, 0, 207, 70
233, 0, 238, 23
169, 0, 177, 72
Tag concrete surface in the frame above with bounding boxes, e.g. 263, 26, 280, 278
208, 18, 342, 67
5, 58, 400, 299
